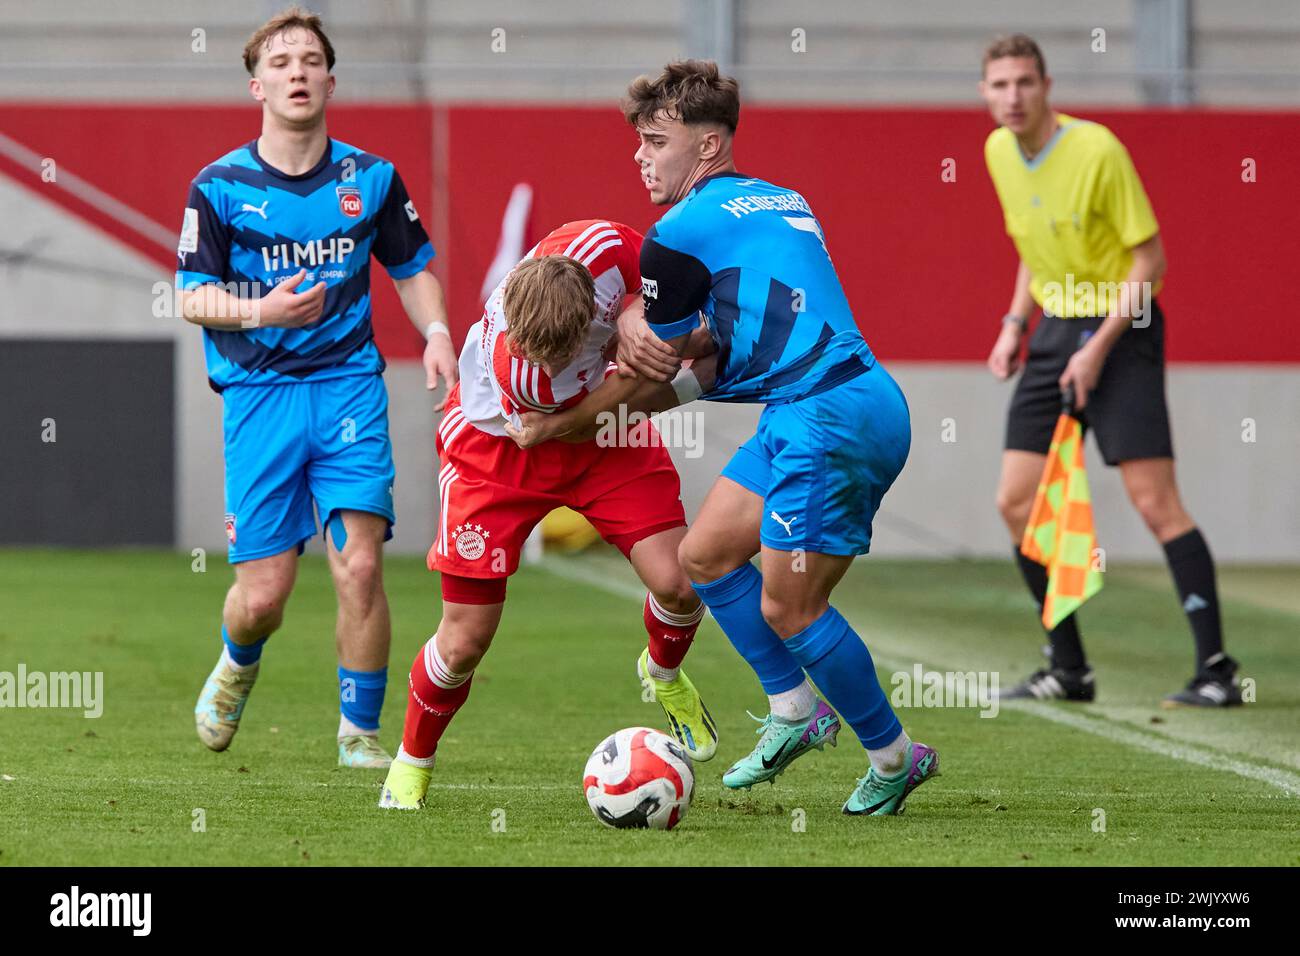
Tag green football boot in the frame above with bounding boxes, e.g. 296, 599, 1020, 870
637, 648, 718, 761
378, 758, 433, 810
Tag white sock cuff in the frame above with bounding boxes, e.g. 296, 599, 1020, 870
769, 680, 817, 721
221, 645, 257, 673
396, 745, 437, 769
647, 593, 705, 628
423, 635, 469, 690
338, 715, 376, 738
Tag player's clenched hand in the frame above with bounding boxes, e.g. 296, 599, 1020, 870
987, 323, 1023, 381
616, 306, 680, 382
257, 270, 327, 328
505, 411, 563, 449
424, 331, 459, 412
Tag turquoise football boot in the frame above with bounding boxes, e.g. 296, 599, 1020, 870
842, 742, 941, 816
721, 699, 840, 789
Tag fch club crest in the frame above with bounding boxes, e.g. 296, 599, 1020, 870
336, 185, 363, 218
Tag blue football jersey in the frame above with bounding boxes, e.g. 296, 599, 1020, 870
176, 138, 434, 391
640, 172, 874, 404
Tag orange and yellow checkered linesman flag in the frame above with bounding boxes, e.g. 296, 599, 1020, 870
1019, 409, 1104, 630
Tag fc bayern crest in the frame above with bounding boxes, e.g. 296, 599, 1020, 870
224, 513, 237, 544
336, 185, 363, 218
452, 524, 489, 561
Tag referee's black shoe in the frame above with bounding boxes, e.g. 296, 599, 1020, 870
1163, 653, 1243, 708
998, 665, 1096, 702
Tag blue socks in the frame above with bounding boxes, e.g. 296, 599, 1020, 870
222, 625, 266, 667
221, 628, 389, 734
338, 665, 388, 733
783, 606, 900, 749
692, 563, 804, 695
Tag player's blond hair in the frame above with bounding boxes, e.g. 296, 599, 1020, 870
243, 5, 336, 75
502, 256, 595, 370
982, 34, 1046, 79
623, 59, 740, 133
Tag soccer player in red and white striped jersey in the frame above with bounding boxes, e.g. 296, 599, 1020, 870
379, 220, 721, 810
454, 219, 648, 433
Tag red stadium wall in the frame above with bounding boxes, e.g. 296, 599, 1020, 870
2, 103, 1296, 363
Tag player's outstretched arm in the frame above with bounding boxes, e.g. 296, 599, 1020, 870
179, 269, 326, 330
393, 269, 458, 411
506, 353, 717, 449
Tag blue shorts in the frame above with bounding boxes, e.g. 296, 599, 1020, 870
721, 364, 911, 556
222, 373, 396, 563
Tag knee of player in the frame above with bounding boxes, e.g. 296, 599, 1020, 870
334, 546, 383, 597
759, 590, 819, 641
650, 580, 700, 617
437, 630, 492, 674
242, 589, 289, 631
678, 535, 722, 584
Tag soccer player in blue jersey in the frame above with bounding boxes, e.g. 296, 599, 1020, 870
177, 7, 458, 768
512, 61, 940, 815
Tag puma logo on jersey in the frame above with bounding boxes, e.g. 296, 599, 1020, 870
770, 511, 798, 536
241, 200, 269, 220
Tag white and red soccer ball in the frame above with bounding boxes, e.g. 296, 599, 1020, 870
583, 727, 694, 830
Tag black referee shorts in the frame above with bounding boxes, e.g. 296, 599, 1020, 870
1005, 300, 1174, 466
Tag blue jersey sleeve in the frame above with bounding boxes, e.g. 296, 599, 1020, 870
639, 230, 712, 341
176, 181, 230, 289
371, 168, 434, 279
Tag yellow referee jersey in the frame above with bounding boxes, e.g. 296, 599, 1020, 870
985, 112, 1160, 318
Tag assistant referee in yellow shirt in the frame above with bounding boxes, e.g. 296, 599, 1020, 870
979, 34, 1241, 707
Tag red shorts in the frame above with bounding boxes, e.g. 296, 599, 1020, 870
428, 387, 686, 580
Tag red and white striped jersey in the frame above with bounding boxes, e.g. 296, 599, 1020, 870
455, 219, 644, 437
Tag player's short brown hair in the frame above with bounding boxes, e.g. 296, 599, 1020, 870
982, 34, 1046, 79
502, 256, 596, 369
243, 5, 336, 76
623, 59, 740, 133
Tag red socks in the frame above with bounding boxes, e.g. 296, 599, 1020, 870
401, 635, 473, 761
644, 593, 705, 672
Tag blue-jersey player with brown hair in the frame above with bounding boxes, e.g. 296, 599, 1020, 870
177, 6, 458, 768
511, 60, 941, 816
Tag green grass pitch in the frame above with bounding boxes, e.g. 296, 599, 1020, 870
1, 548, 1296, 866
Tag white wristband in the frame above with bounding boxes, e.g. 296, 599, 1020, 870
425, 320, 450, 341
670, 366, 703, 405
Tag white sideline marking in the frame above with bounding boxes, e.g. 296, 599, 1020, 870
1000, 701, 1300, 796
540, 557, 1300, 798
126, 778, 571, 792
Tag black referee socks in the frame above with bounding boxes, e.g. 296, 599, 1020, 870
1163, 527, 1225, 671
1013, 547, 1087, 670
